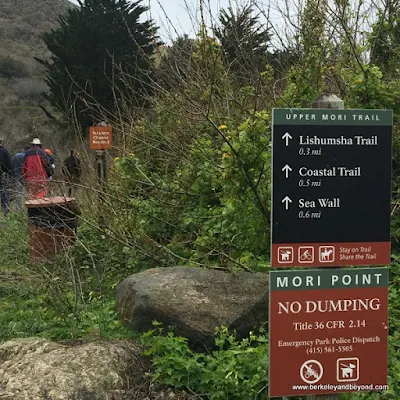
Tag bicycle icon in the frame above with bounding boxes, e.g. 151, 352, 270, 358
301, 250, 312, 261
298, 246, 314, 263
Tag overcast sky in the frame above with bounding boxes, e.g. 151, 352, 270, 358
68, 0, 279, 43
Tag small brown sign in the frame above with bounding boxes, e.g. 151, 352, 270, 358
89, 126, 112, 150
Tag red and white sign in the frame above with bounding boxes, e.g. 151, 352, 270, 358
319, 246, 335, 263
337, 357, 359, 382
89, 126, 112, 150
299, 246, 314, 263
278, 247, 294, 263
269, 268, 389, 397
271, 242, 390, 267
300, 360, 323, 384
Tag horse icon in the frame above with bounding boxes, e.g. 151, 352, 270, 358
319, 246, 334, 262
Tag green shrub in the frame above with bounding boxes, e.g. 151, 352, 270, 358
0, 57, 28, 79
0, 211, 29, 267
0, 213, 134, 342
113, 110, 271, 270
141, 324, 269, 400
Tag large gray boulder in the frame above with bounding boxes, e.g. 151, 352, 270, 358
115, 267, 269, 351
0, 337, 192, 400
0, 338, 147, 400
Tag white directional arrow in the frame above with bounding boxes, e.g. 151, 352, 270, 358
282, 196, 292, 210
282, 164, 292, 178
282, 132, 292, 146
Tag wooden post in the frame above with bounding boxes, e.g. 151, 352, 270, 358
95, 149, 107, 197
95, 121, 108, 229
306, 93, 344, 400
312, 94, 344, 110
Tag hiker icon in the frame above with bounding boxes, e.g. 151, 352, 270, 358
300, 360, 323, 384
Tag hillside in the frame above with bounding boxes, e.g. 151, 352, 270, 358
0, 0, 75, 151
0, 0, 74, 75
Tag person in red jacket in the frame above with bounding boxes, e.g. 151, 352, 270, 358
21, 138, 51, 199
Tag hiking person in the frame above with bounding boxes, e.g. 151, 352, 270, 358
44, 148, 55, 180
0, 138, 12, 215
62, 149, 82, 197
12, 146, 29, 210
21, 138, 52, 199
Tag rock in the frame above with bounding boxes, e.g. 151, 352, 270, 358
115, 266, 269, 351
0, 338, 149, 400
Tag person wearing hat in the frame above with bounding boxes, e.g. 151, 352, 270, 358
21, 138, 52, 199
0, 138, 12, 215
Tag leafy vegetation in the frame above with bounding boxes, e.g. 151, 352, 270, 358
0, 212, 132, 342
141, 324, 269, 400
1, 0, 400, 399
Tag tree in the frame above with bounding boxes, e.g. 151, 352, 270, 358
36, 0, 159, 134
156, 34, 196, 90
280, 0, 329, 107
370, 1, 400, 78
215, 5, 271, 83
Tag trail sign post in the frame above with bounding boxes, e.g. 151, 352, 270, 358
307, 95, 344, 400
268, 268, 389, 398
89, 122, 112, 229
271, 108, 393, 268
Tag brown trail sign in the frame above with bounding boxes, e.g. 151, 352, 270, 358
90, 125, 112, 150
268, 268, 389, 398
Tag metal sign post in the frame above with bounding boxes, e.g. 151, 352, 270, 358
95, 149, 107, 200
90, 122, 112, 229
